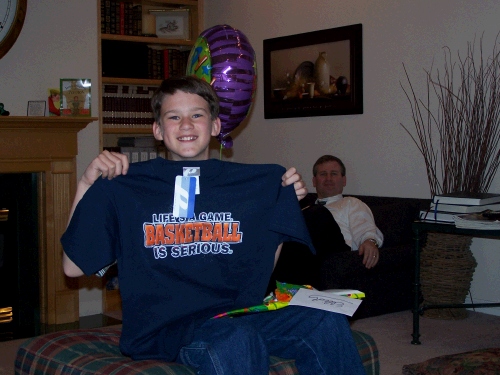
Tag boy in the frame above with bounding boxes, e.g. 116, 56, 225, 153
62, 76, 365, 374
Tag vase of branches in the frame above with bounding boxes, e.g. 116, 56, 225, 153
401, 35, 500, 319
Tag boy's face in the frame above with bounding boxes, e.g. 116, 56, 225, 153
153, 91, 221, 161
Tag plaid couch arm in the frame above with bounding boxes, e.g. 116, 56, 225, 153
352, 330, 380, 375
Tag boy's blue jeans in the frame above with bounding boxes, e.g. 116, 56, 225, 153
177, 305, 365, 375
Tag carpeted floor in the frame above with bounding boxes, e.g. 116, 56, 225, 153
1, 309, 499, 374
350, 310, 500, 375
0, 337, 27, 375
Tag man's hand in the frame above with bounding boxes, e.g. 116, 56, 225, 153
282, 167, 308, 200
359, 239, 379, 269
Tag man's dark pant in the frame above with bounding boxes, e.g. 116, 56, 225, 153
267, 204, 349, 293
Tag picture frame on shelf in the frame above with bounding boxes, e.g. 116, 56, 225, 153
47, 88, 61, 116
60, 78, 91, 117
150, 9, 190, 40
27, 101, 46, 116
263, 23, 363, 119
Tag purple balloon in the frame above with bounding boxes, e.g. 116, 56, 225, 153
199, 25, 257, 148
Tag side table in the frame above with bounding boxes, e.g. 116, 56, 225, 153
412, 220, 500, 344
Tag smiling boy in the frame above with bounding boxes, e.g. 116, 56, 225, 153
152, 86, 220, 161
61, 76, 365, 375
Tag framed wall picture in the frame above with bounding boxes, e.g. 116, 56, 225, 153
263, 23, 363, 119
60, 78, 91, 116
27, 101, 46, 116
150, 9, 190, 40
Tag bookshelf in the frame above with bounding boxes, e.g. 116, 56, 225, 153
97, 0, 204, 142
97, 0, 204, 315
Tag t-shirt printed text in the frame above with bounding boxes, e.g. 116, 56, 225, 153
143, 212, 243, 259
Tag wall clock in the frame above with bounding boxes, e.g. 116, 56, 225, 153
0, 0, 27, 59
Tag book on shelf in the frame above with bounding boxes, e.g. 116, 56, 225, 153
163, 48, 170, 79
119, 1, 125, 35
109, 1, 117, 34
132, 5, 142, 35
139, 149, 149, 162
432, 192, 500, 206
429, 201, 500, 214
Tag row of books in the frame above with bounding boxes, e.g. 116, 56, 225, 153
101, 41, 190, 80
121, 147, 167, 163
102, 84, 158, 128
105, 137, 167, 163
101, 1, 142, 36
420, 192, 500, 226
118, 136, 166, 163
148, 47, 190, 80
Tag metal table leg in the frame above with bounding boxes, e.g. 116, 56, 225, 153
412, 226, 422, 344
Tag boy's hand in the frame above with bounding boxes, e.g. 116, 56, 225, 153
80, 150, 129, 188
68, 150, 129, 227
282, 167, 308, 201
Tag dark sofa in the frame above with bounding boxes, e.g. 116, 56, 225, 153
269, 193, 430, 320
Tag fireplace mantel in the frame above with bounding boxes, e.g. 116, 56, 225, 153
0, 116, 96, 325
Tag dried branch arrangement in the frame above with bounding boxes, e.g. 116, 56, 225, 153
401, 35, 500, 197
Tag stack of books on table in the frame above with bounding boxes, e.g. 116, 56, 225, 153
420, 192, 500, 224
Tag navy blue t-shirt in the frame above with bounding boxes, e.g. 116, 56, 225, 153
61, 158, 313, 361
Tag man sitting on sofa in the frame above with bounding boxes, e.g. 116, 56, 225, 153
309, 154, 383, 269
268, 155, 384, 292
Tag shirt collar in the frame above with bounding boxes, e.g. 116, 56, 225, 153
316, 194, 343, 205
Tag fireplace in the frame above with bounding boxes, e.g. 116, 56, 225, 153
0, 173, 39, 340
0, 116, 94, 327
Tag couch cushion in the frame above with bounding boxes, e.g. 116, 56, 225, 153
15, 326, 379, 375
370, 201, 417, 247
15, 327, 198, 375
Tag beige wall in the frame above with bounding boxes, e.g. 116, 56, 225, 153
204, 0, 500, 315
205, 0, 500, 196
1, 0, 499, 316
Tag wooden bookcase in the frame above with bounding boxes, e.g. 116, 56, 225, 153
97, 0, 204, 315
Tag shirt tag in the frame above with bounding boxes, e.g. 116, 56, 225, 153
173, 176, 196, 218
183, 167, 200, 194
